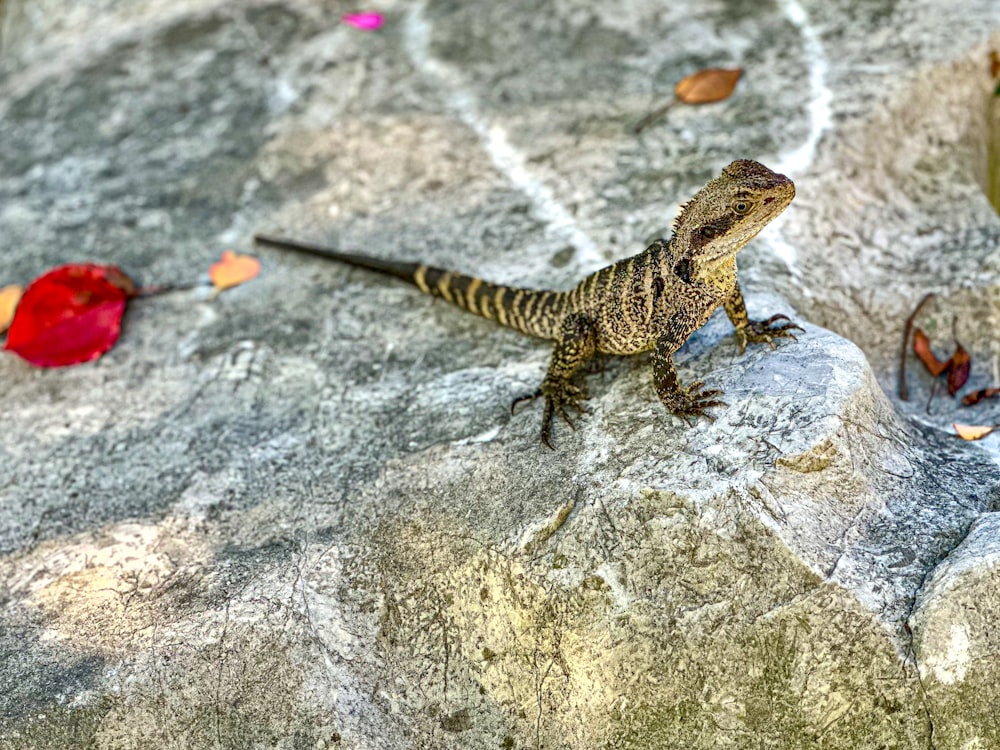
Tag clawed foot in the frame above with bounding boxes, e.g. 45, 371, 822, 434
736, 314, 803, 354
659, 380, 727, 425
511, 377, 589, 449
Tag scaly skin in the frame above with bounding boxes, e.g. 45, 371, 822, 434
255, 159, 800, 447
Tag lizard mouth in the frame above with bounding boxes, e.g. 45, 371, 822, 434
763, 182, 796, 211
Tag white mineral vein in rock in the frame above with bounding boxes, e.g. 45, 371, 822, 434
773, 0, 832, 177
768, 0, 833, 272
403, 3, 604, 274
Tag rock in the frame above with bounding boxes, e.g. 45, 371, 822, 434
910, 514, 1000, 750
327, 301, 997, 748
2, 0, 1000, 748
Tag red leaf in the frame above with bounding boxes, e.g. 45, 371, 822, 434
4, 263, 135, 367
947, 343, 971, 396
913, 329, 949, 377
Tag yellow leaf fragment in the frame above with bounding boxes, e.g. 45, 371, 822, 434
209, 250, 261, 291
675, 67, 743, 105
953, 423, 995, 441
0, 284, 24, 334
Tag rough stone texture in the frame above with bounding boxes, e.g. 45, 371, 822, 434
909, 513, 1000, 749
2, 0, 1000, 748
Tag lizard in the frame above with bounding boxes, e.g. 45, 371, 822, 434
255, 159, 800, 448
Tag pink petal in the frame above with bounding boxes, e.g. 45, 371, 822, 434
342, 12, 384, 31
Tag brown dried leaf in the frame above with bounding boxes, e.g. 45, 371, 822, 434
962, 387, 1000, 406
947, 343, 971, 396
675, 68, 743, 105
913, 329, 949, 377
954, 423, 995, 441
992, 50, 1000, 79
899, 293, 935, 401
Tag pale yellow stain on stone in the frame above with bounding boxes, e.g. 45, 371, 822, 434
776, 438, 838, 473
12, 521, 211, 651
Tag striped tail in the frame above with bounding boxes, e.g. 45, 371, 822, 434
254, 234, 568, 340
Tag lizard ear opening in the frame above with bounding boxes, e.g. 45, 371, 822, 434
673, 257, 692, 284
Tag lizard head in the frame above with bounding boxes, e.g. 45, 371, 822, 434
672, 159, 795, 269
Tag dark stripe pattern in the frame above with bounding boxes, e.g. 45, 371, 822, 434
415, 265, 569, 340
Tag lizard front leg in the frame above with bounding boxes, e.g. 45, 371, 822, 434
511, 312, 596, 449
724, 282, 802, 354
652, 323, 727, 423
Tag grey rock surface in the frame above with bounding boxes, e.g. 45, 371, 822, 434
2, 0, 1000, 748
910, 513, 1000, 749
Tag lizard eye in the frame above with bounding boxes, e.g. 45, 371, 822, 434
733, 200, 752, 215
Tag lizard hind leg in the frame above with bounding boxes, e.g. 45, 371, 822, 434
511, 312, 596, 449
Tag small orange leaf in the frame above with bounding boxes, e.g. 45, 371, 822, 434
947, 343, 971, 396
913, 329, 949, 377
954, 423, 995, 441
675, 68, 743, 105
209, 250, 261, 291
0, 284, 23, 334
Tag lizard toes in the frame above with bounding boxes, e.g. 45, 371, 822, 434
529, 377, 590, 447
694, 388, 723, 399
694, 398, 728, 410
511, 388, 542, 414
681, 404, 717, 422
539, 400, 557, 449
555, 403, 577, 430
